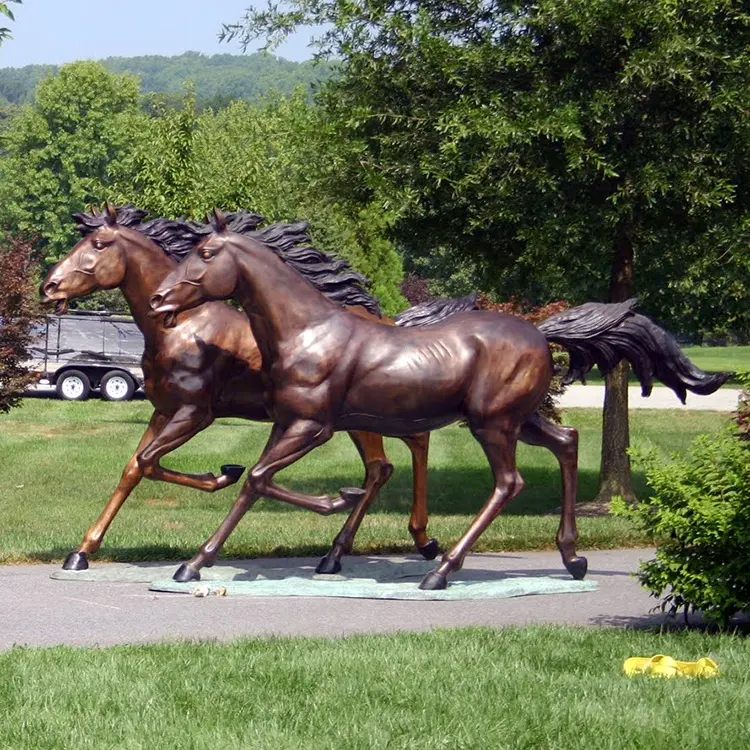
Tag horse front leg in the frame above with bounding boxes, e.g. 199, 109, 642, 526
136, 405, 246, 491
401, 432, 439, 560
316, 430, 394, 575
174, 419, 360, 582
62, 411, 167, 571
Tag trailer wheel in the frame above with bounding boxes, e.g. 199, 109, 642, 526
56, 370, 91, 401
100, 371, 136, 402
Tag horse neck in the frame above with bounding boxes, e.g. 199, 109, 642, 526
118, 233, 177, 336
231, 237, 338, 359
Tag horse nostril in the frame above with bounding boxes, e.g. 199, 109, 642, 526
149, 293, 164, 309
42, 280, 58, 298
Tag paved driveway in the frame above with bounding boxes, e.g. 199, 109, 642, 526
559, 385, 740, 411
0, 548, 702, 651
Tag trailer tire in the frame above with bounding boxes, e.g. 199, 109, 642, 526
100, 371, 136, 402
56, 370, 91, 401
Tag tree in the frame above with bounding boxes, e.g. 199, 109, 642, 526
225, 0, 750, 502
0, 234, 39, 413
113, 86, 406, 313
0, 1, 21, 46
0, 60, 404, 310
0, 61, 143, 265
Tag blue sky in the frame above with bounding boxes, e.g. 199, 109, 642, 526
0, 0, 315, 68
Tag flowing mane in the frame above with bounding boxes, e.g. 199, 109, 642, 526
73, 205, 148, 233
73, 206, 382, 317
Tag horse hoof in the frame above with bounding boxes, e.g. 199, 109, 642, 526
173, 563, 201, 582
62, 551, 89, 571
419, 570, 448, 590
565, 556, 588, 580
418, 539, 440, 560
339, 487, 366, 506
221, 464, 245, 482
315, 555, 342, 575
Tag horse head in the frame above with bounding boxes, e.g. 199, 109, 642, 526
40, 203, 148, 313
149, 209, 240, 327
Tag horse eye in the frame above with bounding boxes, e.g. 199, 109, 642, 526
200, 249, 213, 260
93, 239, 104, 250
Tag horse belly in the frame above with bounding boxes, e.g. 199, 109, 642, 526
335, 346, 470, 435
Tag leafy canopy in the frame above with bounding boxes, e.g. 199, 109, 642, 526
0, 61, 142, 265
0, 61, 405, 313
112, 86, 405, 312
226, 0, 750, 337
0, 0, 21, 45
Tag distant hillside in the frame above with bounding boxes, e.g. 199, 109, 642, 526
0, 51, 333, 107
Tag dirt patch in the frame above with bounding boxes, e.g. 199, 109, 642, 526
145, 498, 180, 508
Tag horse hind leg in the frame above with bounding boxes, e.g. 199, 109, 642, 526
401, 432, 439, 560
520, 413, 587, 580
420, 424, 523, 590
316, 431, 394, 575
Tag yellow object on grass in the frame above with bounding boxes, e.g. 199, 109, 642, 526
623, 654, 719, 678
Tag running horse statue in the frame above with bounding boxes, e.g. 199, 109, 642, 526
150, 209, 728, 589
40, 204, 478, 572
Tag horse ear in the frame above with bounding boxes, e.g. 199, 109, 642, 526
104, 202, 118, 226
211, 208, 227, 233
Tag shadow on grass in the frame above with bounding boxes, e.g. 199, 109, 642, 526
590, 612, 750, 633
22, 465, 645, 565
254, 464, 646, 515
26, 544, 205, 565
25, 540, 430, 565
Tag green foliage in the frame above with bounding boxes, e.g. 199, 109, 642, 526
0, 233, 39, 413
227, 0, 750, 338
0, 0, 20, 45
0, 62, 404, 309
115, 85, 201, 218
0, 51, 331, 107
113, 87, 406, 313
0, 61, 143, 265
613, 425, 750, 625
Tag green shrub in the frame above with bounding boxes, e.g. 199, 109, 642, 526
613, 421, 750, 626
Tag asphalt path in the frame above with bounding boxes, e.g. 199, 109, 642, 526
558, 385, 740, 411
0, 548, 720, 651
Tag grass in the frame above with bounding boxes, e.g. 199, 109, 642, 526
582, 344, 750, 386
0, 399, 728, 564
1, 626, 749, 749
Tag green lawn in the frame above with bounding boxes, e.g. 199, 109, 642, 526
582, 345, 750, 386
681, 344, 750, 375
0, 399, 728, 564
2, 626, 748, 750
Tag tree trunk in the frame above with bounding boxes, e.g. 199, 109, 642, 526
594, 221, 636, 505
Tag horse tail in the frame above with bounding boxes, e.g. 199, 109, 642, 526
537, 298, 731, 404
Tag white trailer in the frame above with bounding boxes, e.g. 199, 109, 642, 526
26, 311, 144, 401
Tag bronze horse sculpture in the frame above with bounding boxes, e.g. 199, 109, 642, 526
150, 209, 728, 589
41, 204, 479, 572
